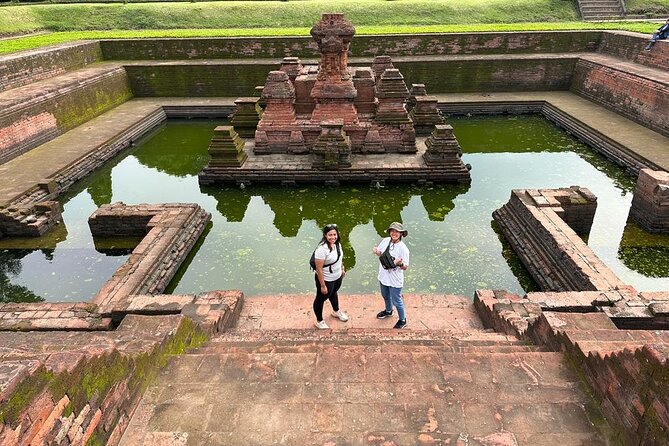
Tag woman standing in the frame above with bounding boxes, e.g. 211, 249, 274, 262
313, 223, 348, 329
372, 222, 410, 329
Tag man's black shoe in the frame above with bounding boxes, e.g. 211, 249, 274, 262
394, 319, 407, 329
376, 310, 393, 319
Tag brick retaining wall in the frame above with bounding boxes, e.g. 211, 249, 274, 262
124, 57, 577, 98
0, 290, 244, 446
125, 62, 275, 97
0, 41, 102, 93
0, 66, 133, 165
475, 291, 669, 445
598, 31, 669, 72
99, 31, 602, 60
493, 187, 629, 292
570, 58, 669, 138
531, 311, 669, 445
89, 203, 212, 314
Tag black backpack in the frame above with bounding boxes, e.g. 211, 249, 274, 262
310, 243, 341, 273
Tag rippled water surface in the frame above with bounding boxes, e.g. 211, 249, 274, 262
2, 115, 668, 302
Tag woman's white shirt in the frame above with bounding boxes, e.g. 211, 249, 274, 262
314, 242, 343, 282
376, 237, 410, 288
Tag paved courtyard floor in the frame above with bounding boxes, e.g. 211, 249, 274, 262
119, 295, 612, 446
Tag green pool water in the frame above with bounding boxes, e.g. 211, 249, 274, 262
1, 115, 668, 303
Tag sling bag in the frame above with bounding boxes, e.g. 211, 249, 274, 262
379, 239, 397, 270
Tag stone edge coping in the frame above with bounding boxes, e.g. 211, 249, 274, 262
439, 97, 667, 173
88, 203, 212, 314
0, 290, 243, 334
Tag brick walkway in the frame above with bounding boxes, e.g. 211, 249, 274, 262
2, 89, 667, 207
119, 295, 611, 445
0, 97, 234, 206
435, 91, 669, 172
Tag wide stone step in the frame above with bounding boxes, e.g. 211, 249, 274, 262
581, 5, 622, 10
118, 343, 609, 445
196, 329, 543, 354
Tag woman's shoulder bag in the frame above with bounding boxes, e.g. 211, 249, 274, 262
379, 239, 396, 270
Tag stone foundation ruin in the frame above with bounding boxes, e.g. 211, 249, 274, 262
255, 14, 422, 156
199, 13, 471, 185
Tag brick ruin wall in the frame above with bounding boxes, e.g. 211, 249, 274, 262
484, 183, 669, 445
0, 202, 233, 446
0, 41, 103, 93
0, 294, 243, 446
570, 58, 669, 138
531, 312, 669, 445
477, 291, 669, 445
99, 31, 602, 60
629, 168, 669, 232
492, 187, 630, 292
88, 203, 212, 314
0, 67, 133, 165
0, 314, 201, 446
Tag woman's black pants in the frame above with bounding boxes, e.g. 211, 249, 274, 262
313, 274, 343, 322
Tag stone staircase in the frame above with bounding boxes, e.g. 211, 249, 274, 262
577, 0, 625, 21
119, 294, 612, 445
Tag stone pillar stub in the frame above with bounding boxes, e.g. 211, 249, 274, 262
230, 97, 262, 138
407, 83, 427, 112
422, 125, 470, 182
410, 95, 445, 135
630, 168, 669, 233
280, 57, 303, 81
208, 126, 248, 167
372, 55, 395, 81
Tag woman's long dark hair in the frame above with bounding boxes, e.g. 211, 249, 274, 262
319, 224, 341, 252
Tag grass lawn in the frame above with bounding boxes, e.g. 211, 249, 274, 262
0, 0, 666, 55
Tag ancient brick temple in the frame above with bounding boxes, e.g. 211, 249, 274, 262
254, 13, 425, 155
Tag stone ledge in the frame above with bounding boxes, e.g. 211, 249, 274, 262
0, 302, 111, 332
493, 187, 629, 293
88, 202, 211, 314
0, 289, 244, 446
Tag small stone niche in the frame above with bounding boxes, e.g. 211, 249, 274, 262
312, 120, 352, 170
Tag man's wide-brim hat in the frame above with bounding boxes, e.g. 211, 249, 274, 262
386, 222, 408, 237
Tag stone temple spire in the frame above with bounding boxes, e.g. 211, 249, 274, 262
310, 13, 355, 81
309, 13, 359, 126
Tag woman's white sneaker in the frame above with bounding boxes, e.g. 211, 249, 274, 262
314, 320, 329, 329
331, 310, 349, 322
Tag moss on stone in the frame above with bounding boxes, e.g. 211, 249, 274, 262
0, 367, 54, 425
52, 74, 132, 131
0, 314, 208, 441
